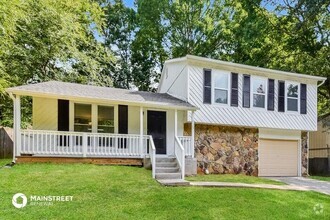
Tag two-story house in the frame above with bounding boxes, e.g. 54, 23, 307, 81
6, 55, 326, 180
158, 55, 326, 177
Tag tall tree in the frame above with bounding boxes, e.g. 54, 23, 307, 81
269, 0, 330, 115
102, 0, 137, 89
0, 0, 114, 126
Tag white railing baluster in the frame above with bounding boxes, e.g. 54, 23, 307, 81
177, 136, 193, 157
19, 130, 154, 159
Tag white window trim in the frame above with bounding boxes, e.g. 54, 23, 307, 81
211, 70, 230, 106
250, 76, 267, 111
97, 105, 117, 133
285, 81, 300, 114
70, 101, 118, 133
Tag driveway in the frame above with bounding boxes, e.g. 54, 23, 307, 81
266, 177, 330, 195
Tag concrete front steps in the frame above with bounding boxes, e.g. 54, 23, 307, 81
155, 157, 189, 186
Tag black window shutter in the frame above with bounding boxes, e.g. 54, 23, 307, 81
118, 105, 128, 134
267, 79, 275, 111
300, 84, 307, 114
278, 81, 285, 112
58, 99, 69, 131
118, 105, 128, 149
58, 99, 69, 146
203, 69, 212, 104
231, 73, 238, 107
242, 75, 250, 108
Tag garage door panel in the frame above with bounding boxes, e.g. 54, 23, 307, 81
259, 139, 298, 177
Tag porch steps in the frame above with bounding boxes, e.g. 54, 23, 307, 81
155, 157, 187, 184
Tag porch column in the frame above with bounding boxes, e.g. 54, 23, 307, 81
191, 111, 195, 158
13, 94, 21, 158
139, 106, 143, 156
174, 109, 178, 136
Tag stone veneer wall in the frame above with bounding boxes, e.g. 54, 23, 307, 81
184, 123, 308, 176
184, 124, 259, 176
301, 132, 308, 176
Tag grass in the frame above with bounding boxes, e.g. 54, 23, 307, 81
310, 176, 330, 182
186, 174, 285, 185
0, 159, 329, 219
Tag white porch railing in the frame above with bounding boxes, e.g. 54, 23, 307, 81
149, 135, 156, 179
174, 136, 185, 180
178, 136, 193, 157
20, 130, 150, 158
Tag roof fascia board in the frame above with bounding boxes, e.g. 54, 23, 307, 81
6, 89, 197, 111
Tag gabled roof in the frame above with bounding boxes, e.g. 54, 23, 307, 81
6, 81, 197, 110
162, 55, 327, 82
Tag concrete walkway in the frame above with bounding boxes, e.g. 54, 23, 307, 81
157, 177, 330, 196
189, 181, 311, 192
265, 177, 330, 196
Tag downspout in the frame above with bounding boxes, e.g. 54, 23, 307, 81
8, 92, 16, 163
317, 79, 326, 87
307, 131, 310, 176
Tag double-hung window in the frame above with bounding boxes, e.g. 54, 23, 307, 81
213, 71, 229, 104
252, 77, 267, 108
287, 83, 299, 112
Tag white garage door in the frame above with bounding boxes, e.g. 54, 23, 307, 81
259, 139, 299, 177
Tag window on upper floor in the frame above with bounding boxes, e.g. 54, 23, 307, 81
287, 83, 299, 112
252, 77, 267, 108
213, 72, 229, 104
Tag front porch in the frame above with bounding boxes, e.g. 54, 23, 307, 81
7, 81, 197, 180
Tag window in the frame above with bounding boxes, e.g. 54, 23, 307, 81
74, 104, 92, 132
98, 106, 114, 133
252, 77, 267, 108
214, 72, 229, 104
287, 83, 299, 112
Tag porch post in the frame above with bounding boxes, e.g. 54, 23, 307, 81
174, 109, 178, 136
139, 106, 143, 156
191, 111, 195, 158
13, 95, 21, 158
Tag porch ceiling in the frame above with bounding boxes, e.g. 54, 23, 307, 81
6, 81, 197, 110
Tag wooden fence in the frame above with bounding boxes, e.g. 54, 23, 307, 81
0, 127, 13, 159
309, 145, 330, 175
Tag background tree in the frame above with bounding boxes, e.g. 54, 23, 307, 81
102, 0, 136, 89
0, 0, 114, 127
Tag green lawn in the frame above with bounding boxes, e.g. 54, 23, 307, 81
0, 160, 329, 219
310, 176, 330, 182
187, 174, 285, 185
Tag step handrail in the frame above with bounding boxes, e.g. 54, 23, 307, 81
149, 135, 156, 179
174, 136, 185, 180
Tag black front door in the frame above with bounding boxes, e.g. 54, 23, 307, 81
147, 111, 166, 154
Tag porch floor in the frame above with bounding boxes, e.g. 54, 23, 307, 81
16, 156, 143, 166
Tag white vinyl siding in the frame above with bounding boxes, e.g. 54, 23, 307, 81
33, 97, 58, 130
158, 61, 188, 101
187, 65, 318, 131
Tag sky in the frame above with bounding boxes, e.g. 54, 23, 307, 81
123, 0, 135, 8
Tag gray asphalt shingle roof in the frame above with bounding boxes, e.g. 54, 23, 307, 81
6, 81, 196, 110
